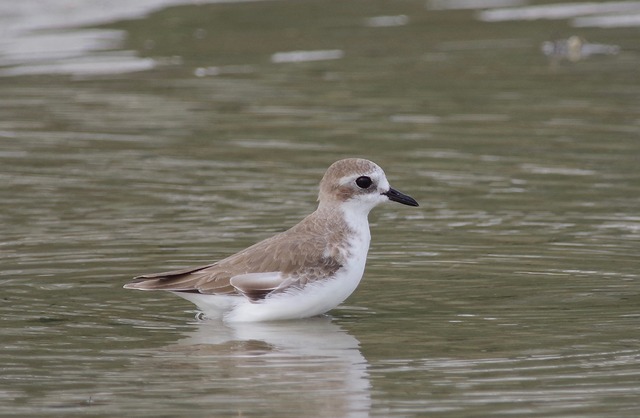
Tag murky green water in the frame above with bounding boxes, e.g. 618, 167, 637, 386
1, 1, 639, 416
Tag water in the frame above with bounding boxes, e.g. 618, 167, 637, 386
1, 0, 639, 416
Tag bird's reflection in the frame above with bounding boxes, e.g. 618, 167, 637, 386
165, 316, 371, 417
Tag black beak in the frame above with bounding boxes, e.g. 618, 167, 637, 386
384, 188, 419, 207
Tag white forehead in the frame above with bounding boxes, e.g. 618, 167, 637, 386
320, 158, 390, 192
337, 166, 389, 189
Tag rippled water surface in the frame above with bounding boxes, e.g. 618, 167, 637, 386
1, 0, 639, 416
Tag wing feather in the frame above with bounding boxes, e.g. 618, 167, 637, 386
230, 272, 283, 301
124, 209, 349, 300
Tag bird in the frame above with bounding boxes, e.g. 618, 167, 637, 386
541, 35, 620, 63
124, 158, 419, 322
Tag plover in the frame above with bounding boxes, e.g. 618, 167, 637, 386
124, 158, 419, 322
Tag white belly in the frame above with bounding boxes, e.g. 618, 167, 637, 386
178, 230, 371, 322
228, 263, 365, 322
178, 209, 372, 322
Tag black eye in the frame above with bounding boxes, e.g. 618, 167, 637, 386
355, 176, 373, 189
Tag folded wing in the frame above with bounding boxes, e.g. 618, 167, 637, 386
123, 214, 346, 301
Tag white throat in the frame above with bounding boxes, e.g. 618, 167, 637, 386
339, 201, 372, 267
341, 199, 371, 233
